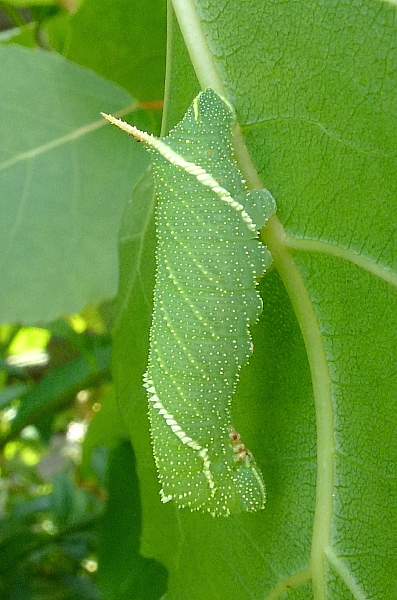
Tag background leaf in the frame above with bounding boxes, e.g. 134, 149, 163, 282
44, 0, 167, 100
0, 44, 149, 323
97, 440, 168, 600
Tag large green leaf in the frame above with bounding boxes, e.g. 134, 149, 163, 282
0, 44, 149, 324
111, 0, 397, 599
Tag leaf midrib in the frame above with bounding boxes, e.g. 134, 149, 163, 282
285, 236, 397, 286
0, 103, 137, 172
264, 216, 335, 600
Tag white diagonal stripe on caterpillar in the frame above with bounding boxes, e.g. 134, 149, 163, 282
143, 373, 216, 493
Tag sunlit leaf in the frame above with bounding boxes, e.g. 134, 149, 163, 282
0, 44, 148, 324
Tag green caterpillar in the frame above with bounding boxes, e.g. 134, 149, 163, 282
103, 89, 276, 516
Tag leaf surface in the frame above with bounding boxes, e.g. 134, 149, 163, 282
112, 0, 397, 598
0, 44, 148, 323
